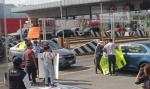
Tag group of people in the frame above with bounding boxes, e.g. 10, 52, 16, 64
94, 39, 118, 75
94, 39, 150, 88
4, 39, 57, 89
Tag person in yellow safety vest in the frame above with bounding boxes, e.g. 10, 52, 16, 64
94, 41, 105, 74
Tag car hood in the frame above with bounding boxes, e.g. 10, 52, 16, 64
52, 48, 74, 56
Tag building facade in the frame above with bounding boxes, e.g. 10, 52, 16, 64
0, 3, 27, 34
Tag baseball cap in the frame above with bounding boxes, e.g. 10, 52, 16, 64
13, 57, 23, 65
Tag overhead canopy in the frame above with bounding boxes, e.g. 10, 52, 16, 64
11, 0, 114, 13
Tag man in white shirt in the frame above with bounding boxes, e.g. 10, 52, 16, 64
103, 39, 117, 75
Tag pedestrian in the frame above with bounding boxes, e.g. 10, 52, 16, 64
103, 39, 118, 76
94, 41, 105, 74
42, 42, 51, 83
32, 40, 42, 77
135, 64, 150, 89
4, 57, 31, 89
41, 46, 57, 87
24, 42, 39, 86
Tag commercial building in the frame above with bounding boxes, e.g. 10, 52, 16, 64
0, 3, 27, 34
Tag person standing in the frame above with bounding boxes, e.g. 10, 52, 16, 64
24, 43, 38, 85
135, 64, 150, 89
94, 41, 105, 74
41, 46, 56, 87
32, 40, 42, 77
4, 57, 31, 89
103, 39, 117, 76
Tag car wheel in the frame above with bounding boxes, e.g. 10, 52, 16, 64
139, 62, 148, 70
66, 65, 71, 68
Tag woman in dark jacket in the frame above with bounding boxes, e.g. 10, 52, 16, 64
94, 41, 105, 74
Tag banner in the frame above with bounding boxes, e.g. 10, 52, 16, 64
28, 27, 40, 39
38, 53, 59, 79
100, 47, 127, 75
100, 56, 109, 75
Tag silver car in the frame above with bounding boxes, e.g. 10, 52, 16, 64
9, 40, 76, 67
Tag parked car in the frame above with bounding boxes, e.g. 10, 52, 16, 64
81, 27, 100, 37
9, 40, 76, 67
56, 29, 74, 37
8, 28, 29, 40
71, 27, 80, 36
119, 42, 150, 71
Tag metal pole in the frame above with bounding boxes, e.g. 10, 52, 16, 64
19, 19, 23, 40
100, 3, 104, 40
42, 19, 44, 40
60, 5, 64, 41
0, 21, 1, 33
44, 19, 46, 40
111, 13, 113, 39
112, 13, 115, 43
121, 13, 123, 36
3, 0, 9, 88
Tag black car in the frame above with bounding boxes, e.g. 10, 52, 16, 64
56, 29, 74, 37
81, 27, 100, 37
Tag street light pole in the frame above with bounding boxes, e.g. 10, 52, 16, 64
100, 3, 104, 41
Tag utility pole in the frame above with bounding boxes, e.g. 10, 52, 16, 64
100, 3, 104, 41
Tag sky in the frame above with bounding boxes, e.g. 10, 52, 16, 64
5, 0, 61, 5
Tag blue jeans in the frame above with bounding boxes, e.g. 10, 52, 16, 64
44, 63, 54, 85
108, 55, 116, 74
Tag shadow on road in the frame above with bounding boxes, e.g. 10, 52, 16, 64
115, 70, 137, 77
60, 66, 91, 72
58, 79, 91, 82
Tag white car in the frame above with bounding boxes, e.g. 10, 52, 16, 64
9, 40, 76, 67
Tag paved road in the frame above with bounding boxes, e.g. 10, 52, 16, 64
0, 55, 142, 89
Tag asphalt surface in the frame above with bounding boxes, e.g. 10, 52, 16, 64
0, 55, 142, 89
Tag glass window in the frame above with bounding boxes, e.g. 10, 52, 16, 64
127, 44, 147, 53
42, 41, 62, 50
120, 45, 128, 52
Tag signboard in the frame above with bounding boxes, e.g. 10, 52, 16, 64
27, 27, 40, 39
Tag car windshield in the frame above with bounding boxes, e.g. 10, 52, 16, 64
46, 41, 63, 50
16, 29, 21, 33
84, 28, 90, 32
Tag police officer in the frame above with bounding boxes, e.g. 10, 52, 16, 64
4, 57, 31, 89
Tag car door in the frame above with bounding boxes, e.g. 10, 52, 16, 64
120, 44, 129, 68
10, 44, 24, 60
124, 44, 147, 70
